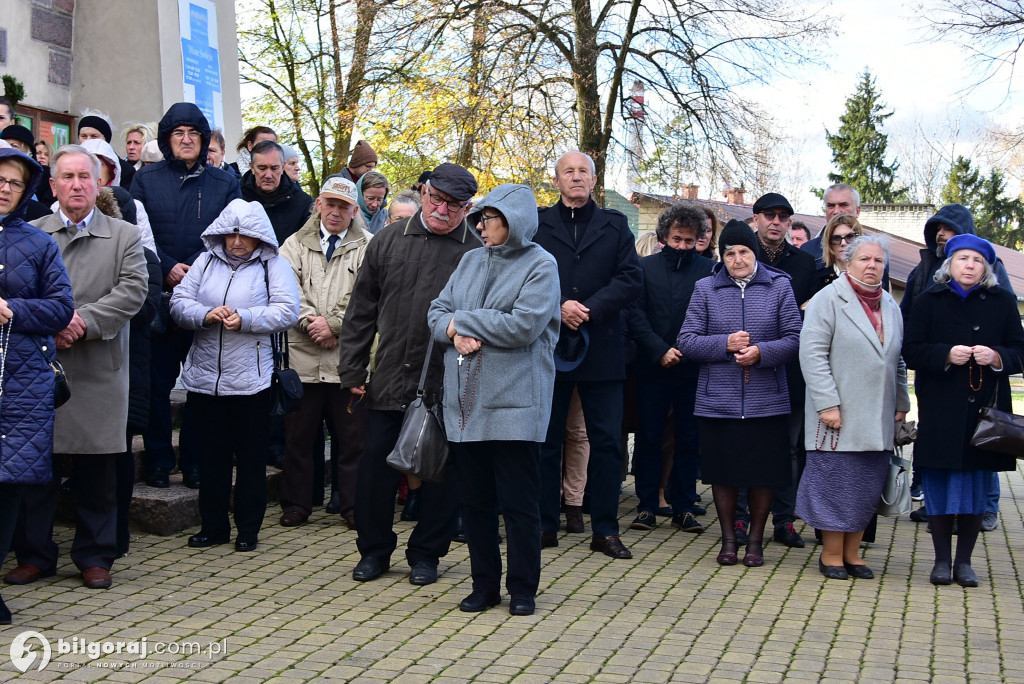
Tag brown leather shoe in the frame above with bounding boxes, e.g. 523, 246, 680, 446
82, 567, 112, 589
3, 563, 55, 585
280, 511, 308, 527
344, 515, 356, 530
590, 535, 633, 559
565, 506, 585, 533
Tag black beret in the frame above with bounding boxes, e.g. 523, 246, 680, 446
78, 115, 112, 142
0, 124, 35, 153
429, 163, 477, 202
718, 219, 759, 260
751, 192, 793, 215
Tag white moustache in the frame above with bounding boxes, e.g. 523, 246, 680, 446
430, 211, 449, 221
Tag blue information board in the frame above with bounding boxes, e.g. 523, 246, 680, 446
179, 0, 223, 130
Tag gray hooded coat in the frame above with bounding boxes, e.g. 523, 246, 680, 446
428, 184, 561, 443
170, 199, 300, 395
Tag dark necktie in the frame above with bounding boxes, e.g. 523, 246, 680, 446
326, 234, 339, 261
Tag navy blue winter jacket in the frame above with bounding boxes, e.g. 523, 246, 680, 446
130, 103, 241, 280
0, 148, 75, 484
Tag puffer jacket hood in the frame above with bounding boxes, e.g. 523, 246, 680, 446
157, 102, 211, 167
201, 198, 281, 259
467, 183, 538, 251
924, 203, 975, 251
0, 148, 43, 224
80, 138, 122, 187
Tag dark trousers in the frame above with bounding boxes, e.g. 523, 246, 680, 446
355, 409, 458, 566
0, 484, 22, 568
736, 409, 805, 525
541, 379, 625, 537
189, 390, 271, 540
144, 327, 198, 473
634, 373, 700, 514
116, 435, 135, 556
453, 441, 541, 598
280, 383, 367, 518
14, 454, 118, 572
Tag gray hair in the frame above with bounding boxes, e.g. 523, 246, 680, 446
824, 183, 861, 210
50, 144, 102, 180
554, 150, 596, 177
933, 253, 999, 289
845, 234, 890, 266
389, 193, 419, 213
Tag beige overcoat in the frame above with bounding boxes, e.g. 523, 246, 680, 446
32, 210, 148, 454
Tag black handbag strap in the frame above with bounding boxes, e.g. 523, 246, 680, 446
261, 260, 290, 371
418, 333, 435, 397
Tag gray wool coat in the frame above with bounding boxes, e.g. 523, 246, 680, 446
33, 210, 149, 454
800, 274, 911, 452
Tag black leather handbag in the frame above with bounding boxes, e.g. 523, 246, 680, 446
971, 393, 1024, 458
386, 335, 449, 483
269, 330, 302, 415
0, 284, 70, 408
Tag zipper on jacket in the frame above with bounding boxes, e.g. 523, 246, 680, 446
213, 268, 238, 395
198, 187, 203, 219
256, 340, 262, 376
739, 283, 746, 419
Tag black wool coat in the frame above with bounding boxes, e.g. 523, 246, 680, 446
902, 282, 1024, 472
533, 201, 642, 382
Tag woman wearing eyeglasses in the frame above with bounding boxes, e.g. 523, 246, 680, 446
0, 146, 75, 623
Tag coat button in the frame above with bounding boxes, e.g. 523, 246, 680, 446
0, 264, 4, 269
41, 345, 47, 351
968, 395, 976, 403
572, 287, 579, 294
973, 325, 980, 331
574, 255, 580, 261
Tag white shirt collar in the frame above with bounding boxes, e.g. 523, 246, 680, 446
319, 224, 349, 255
58, 207, 96, 230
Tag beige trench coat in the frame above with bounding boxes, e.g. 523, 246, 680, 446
278, 212, 370, 384
33, 210, 148, 454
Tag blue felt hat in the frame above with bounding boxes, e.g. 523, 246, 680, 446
554, 325, 590, 372
945, 233, 996, 264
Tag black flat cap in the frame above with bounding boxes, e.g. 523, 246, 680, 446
751, 192, 793, 215
429, 163, 477, 201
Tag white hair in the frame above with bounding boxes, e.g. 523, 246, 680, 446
50, 144, 103, 180
933, 253, 999, 289
554, 150, 596, 177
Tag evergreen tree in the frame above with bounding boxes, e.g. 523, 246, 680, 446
939, 156, 1024, 250
824, 70, 906, 203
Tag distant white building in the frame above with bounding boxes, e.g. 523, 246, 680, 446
859, 203, 935, 243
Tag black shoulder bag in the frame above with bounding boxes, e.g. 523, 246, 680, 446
262, 261, 303, 415
385, 334, 449, 483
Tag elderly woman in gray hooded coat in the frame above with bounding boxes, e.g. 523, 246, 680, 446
171, 199, 299, 552
427, 183, 560, 617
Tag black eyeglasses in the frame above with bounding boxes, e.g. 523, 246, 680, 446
829, 233, 858, 245
760, 210, 791, 222
477, 215, 503, 225
426, 190, 468, 213
0, 177, 27, 192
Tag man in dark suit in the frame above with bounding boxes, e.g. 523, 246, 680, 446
533, 151, 642, 559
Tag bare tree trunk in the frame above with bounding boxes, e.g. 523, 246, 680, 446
334, 0, 378, 173
570, 0, 603, 204
455, 3, 489, 168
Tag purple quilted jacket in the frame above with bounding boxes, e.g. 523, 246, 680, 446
677, 262, 801, 419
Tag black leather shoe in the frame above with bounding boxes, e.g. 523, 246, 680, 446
409, 560, 438, 585
235, 538, 258, 552
459, 590, 500, 612
774, 523, 805, 548
352, 556, 387, 582
147, 467, 170, 488
590, 535, 633, 559
930, 561, 953, 585
818, 555, 849, 580
541, 532, 558, 548
509, 595, 535, 616
954, 563, 979, 587
0, 594, 10, 625
325, 491, 342, 515
843, 562, 875, 579
183, 468, 201, 489
187, 532, 229, 548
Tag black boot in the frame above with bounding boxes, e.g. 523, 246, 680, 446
325, 490, 342, 515
400, 488, 421, 521
452, 513, 467, 543
0, 593, 11, 625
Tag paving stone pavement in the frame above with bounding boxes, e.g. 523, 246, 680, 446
2, 466, 1022, 683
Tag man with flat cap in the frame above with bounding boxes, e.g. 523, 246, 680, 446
735, 192, 817, 548
338, 162, 481, 585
